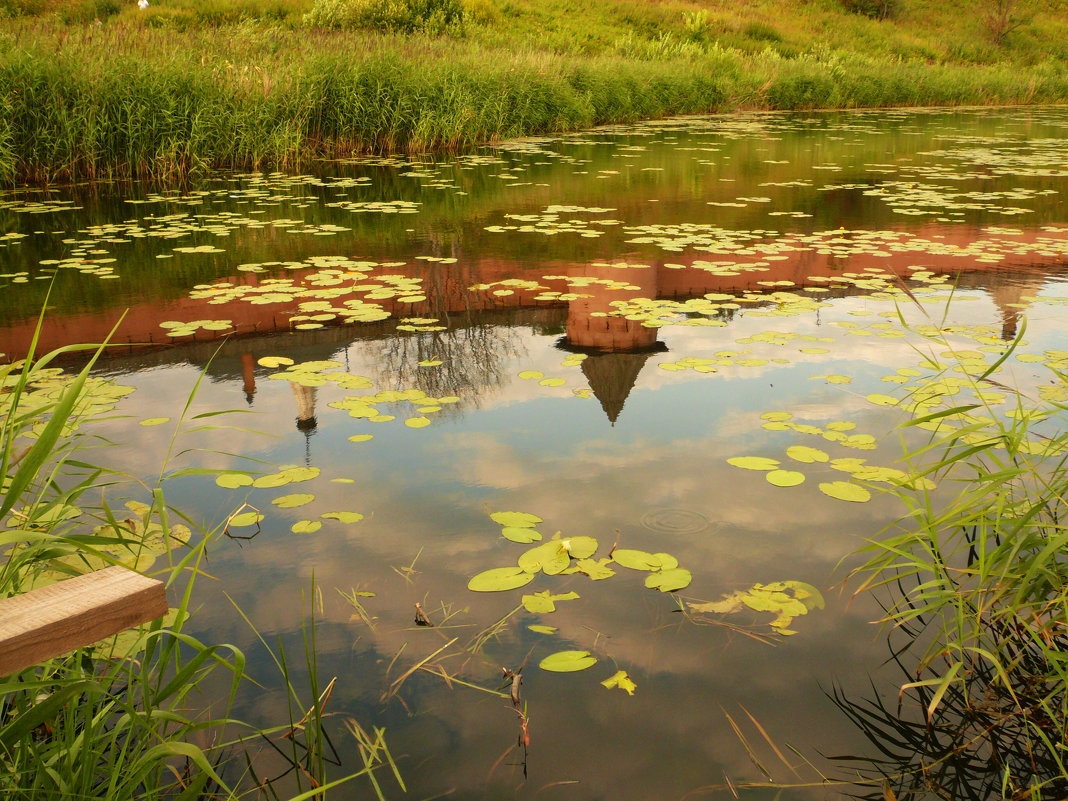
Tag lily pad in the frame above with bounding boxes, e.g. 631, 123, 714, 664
528, 625, 557, 634
272, 493, 315, 508
786, 446, 828, 464
468, 566, 536, 592
321, 512, 364, 523
601, 670, 637, 695
562, 536, 598, 559
292, 520, 322, 534
766, 470, 805, 487
139, 417, 170, 427
818, 481, 871, 503
611, 549, 662, 571
727, 456, 780, 471
216, 473, 253, 489
575, 558, 616, 580
645, 568, 692, 592
539, 650, 597, 673
502, 526, 542, 543
518, 542, 571, 575
490, 511, 542, 528
229, 511, 263, 527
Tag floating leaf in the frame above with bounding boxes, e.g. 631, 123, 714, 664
539, 650, 597, 672
645, 568, 692, 592
575, 558, 615, 580
321, 512, 364, 523
468, 566, 536, 592
216, 473, 253, 489
253, 472, 291, 489
229, 511, 263, 527
786, 446, 828, 464
502, 527, 542, 543
766, 469, 805, 487
528, 625, 557, 634
562, 536, 598, 559
653, 553, 679, 570
611, 549, 661, 571
818, 481, 871, 503
866, 393, 900, 406
522, 590, 580, 613
518, 542, 571, 575
272, 493, 314, 508
139, 417, 170, 426
257, 356, 294, 368
727, 456, 780, 471
518, 370, 544, 380
601, 670, 637, 695
540, 378, 565, 387
405, 416, 431, 428
490, 511, 542, 528
292, 520, 321, 534
348, 434, 374, 443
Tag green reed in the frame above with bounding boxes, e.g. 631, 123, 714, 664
0, 307, 398, 799
849, 320, 1068, 797
2, 19, 1068, 184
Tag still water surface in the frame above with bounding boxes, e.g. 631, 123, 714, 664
3, 107, 1068, 799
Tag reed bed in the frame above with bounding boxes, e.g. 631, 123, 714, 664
2, 20, 1068, 183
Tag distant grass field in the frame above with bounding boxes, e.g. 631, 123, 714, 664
1, 0, 1066, 182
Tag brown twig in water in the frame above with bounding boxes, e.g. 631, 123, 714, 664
414, 602, 434, 627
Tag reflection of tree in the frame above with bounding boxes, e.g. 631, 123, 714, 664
365, 321, 523, 415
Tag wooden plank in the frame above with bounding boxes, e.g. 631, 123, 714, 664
0, 566, 169, 676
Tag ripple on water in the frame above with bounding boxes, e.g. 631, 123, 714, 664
639, 507, 712, 536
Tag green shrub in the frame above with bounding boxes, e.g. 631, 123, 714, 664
839, 0, 897, 20
742, 20, 782, 42
304, 0, 465, 34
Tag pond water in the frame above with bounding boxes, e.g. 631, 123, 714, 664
3, 107, 1068, 800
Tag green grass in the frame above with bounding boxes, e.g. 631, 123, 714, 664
2, 17, 1068, 184
0, 308, 400, 798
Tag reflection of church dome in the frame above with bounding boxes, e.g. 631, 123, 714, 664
580, 351, 656, 426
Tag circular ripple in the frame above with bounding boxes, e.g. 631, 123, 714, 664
640, 508, 711, 536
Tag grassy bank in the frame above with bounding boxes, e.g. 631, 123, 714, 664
2, 19, 1068, 184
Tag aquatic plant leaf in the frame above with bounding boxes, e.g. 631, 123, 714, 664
645, 568, 692, 592
490, 511, 542, 528
229, 511, 263, 527
139, 417, 169, 426
321, 512, 364, 523
539, 650, 597, 672
611, 549, 661, 571
575, 558, 615, 580
528, 625, 556, 634
281, 466, 319, 483
216, 473, 253, 489
866, 393, 899, 406
727, 456, 780, 471
653, 553, 679, 570
518, 371, 544, 380
766, 470, 805, 487
818, 481, 871, 503
348, 434, 374, 443
518, 542, 571, 575
563, 536, 598, 559
786, 446, 828, 464
405, 416, 431, 428
502, 526, 542, 543
272, 493, 314, 508
522, 590, 580, 613
257, 356, 294, 368
468, 566, 536, 592
253, 472, 291, 489
292, 520, 321, 534
601, 670, 637, 695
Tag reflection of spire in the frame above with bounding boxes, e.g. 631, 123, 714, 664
241, 352, 256, 405
580, 351, 654, 426
986, 276, 1046, 341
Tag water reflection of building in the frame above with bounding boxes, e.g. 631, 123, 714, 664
987, 275, 1046, 341
561, 262, 666, 425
